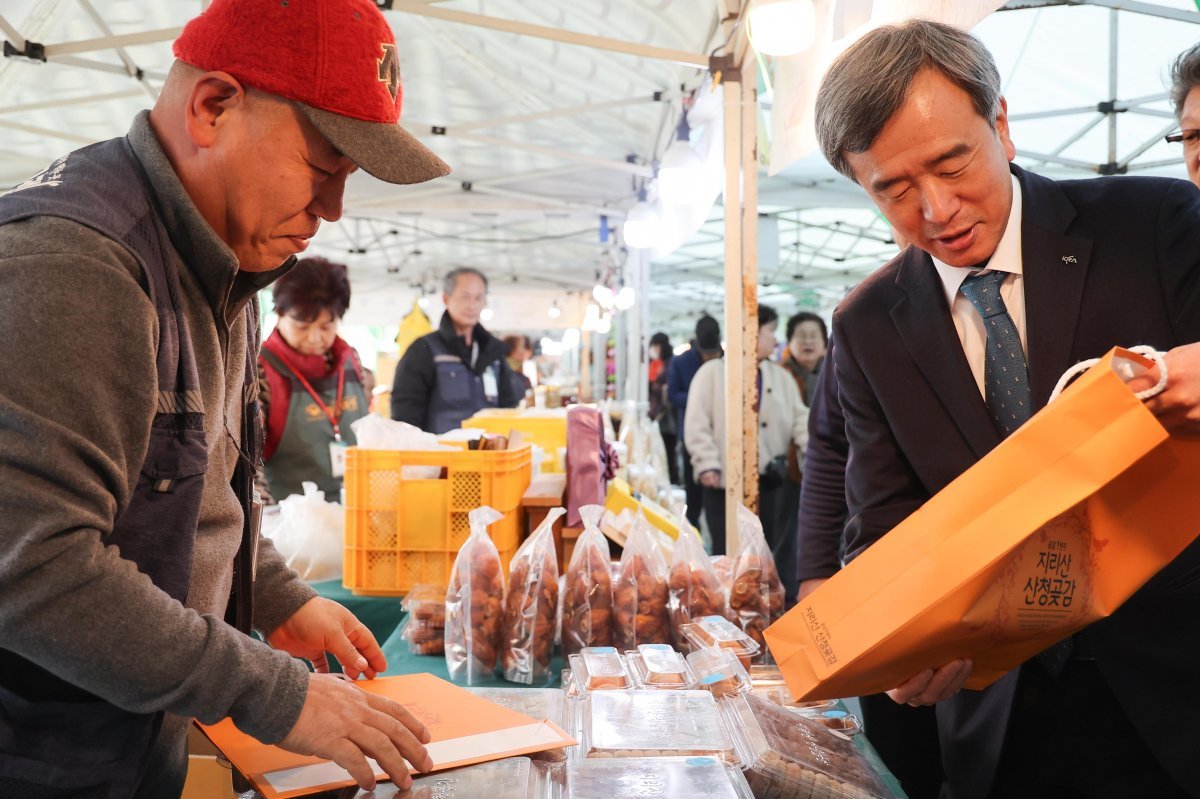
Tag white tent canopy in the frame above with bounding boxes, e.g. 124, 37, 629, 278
1, 0, 1197, 338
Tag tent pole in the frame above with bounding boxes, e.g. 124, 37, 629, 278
722, 56, 759, 556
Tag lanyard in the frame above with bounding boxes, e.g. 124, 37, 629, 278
271, 347, 347, 442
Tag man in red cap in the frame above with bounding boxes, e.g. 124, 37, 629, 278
0, 1, 448, 796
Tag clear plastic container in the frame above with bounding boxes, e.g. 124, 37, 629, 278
687, 647, 752, 698
565, 756, 753, 799
467, 687, 565, 725
725, 693, 896, 799
468, 687, 570, 762
399, 616, 444, 656
402, 583, 447, 621
581, 689, 735, 762
811, 709, 864, 735
626, 644, 695, 689
338, 756, 537, 798
569, 647, 631, 691
681, 615, 761, 669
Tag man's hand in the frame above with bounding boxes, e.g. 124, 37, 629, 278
1127, 343, 1200, 436
698, 469, 722, 489
886, 659, 973, 706
279, 672, 433, 793
267, 597, 386, 680
796, 578, 828, 602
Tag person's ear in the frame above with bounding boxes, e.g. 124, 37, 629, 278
184, 71, 247, 148
995, 96, 1016, 162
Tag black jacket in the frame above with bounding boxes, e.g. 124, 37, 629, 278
390, 312, 519, 432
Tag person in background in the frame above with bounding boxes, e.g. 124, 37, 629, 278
0, 0, 446, 794
781, 311, 828, 406
667, 314, 722, 527
502, 334, 534, 403
258, 257, 371, 503
648, 331, 680, 485
1168, 42, 1200, 188
685, 305, 808, 556
391, 267, 519, 433
817, 19, 1200, 798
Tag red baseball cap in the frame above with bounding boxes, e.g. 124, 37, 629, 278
173, 0, 450, 185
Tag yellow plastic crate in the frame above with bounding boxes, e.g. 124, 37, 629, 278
461, 409, 568, 473
604, 477, 695, 541
343, 445, 532, 596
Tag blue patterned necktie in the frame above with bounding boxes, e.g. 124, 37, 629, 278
959, 270, 1031, 436
960, 270, 1073, 676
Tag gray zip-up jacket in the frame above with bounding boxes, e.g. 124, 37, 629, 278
0, 112, 314, 747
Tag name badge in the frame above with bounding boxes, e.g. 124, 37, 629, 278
329, 440, 348, 479
482, 368, 499, 401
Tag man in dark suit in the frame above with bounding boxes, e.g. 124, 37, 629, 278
814, 19, 1200, 799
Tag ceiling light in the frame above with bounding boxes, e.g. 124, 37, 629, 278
480, 308, 494, 322
592, 284, 615, 308
562, 328, 581, 349
595, 314, 612, 335
548, 302, 562, 319
614, 286, 636, 311
747, 0, 816, 57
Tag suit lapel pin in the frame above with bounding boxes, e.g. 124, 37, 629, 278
1061, 255, 1078, 264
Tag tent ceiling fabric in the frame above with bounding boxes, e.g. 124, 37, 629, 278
1, 0, 1197, 332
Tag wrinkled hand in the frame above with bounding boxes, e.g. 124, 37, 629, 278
796, 578, 828, 602
698, 470, 722, 489
268, 597, 386, 680
279, 672, 433, 793
886, 659, 973, 707
1126, 343, 1200, 436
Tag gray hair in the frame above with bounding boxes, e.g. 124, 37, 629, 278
815, 19, 1002, 181
1169, 42, 1200, 119
443, 267, 489, 295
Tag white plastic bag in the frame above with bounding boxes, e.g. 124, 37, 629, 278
349, 415, 453, 479
267, 482, 344, 582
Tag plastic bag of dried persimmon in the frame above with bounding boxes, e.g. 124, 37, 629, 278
613, 510, 671, 649
668, 508, 730, 648
500, 506, 565, 684
562, 504, 614, 657
729, 505, 784, 656
445, 506, 506, 684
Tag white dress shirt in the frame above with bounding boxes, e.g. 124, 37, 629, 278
931, 174, 1027, 398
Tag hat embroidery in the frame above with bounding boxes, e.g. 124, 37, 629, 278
377, 43, 400, 102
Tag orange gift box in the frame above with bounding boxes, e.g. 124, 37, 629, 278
765, 348, 1200, 700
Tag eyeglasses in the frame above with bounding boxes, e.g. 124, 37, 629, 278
1164, 129, 1200, 147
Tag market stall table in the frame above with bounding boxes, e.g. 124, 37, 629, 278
374, 614, 908, 797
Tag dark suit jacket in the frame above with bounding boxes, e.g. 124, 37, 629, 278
832, 165, 1200, 799
795, 336, 849, 583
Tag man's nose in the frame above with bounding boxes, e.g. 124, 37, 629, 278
309, 172, 348, 222
920, 181, 959, 226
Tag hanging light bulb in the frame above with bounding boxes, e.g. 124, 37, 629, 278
657, 116, 704, 206
614, 286, 636, 311
547, 301, 561, 319
480, 307, 494, 322
747, 0, 816, 57
595, 313, 612, 335
592, 284, 615, 308
623, 189, 660, 249
561, 328, 581, 349
582, 302, 602, 332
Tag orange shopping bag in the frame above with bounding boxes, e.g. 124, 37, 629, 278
765, 347, 1200, 701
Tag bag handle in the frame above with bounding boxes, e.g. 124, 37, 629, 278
1049, 345, 1168, 403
